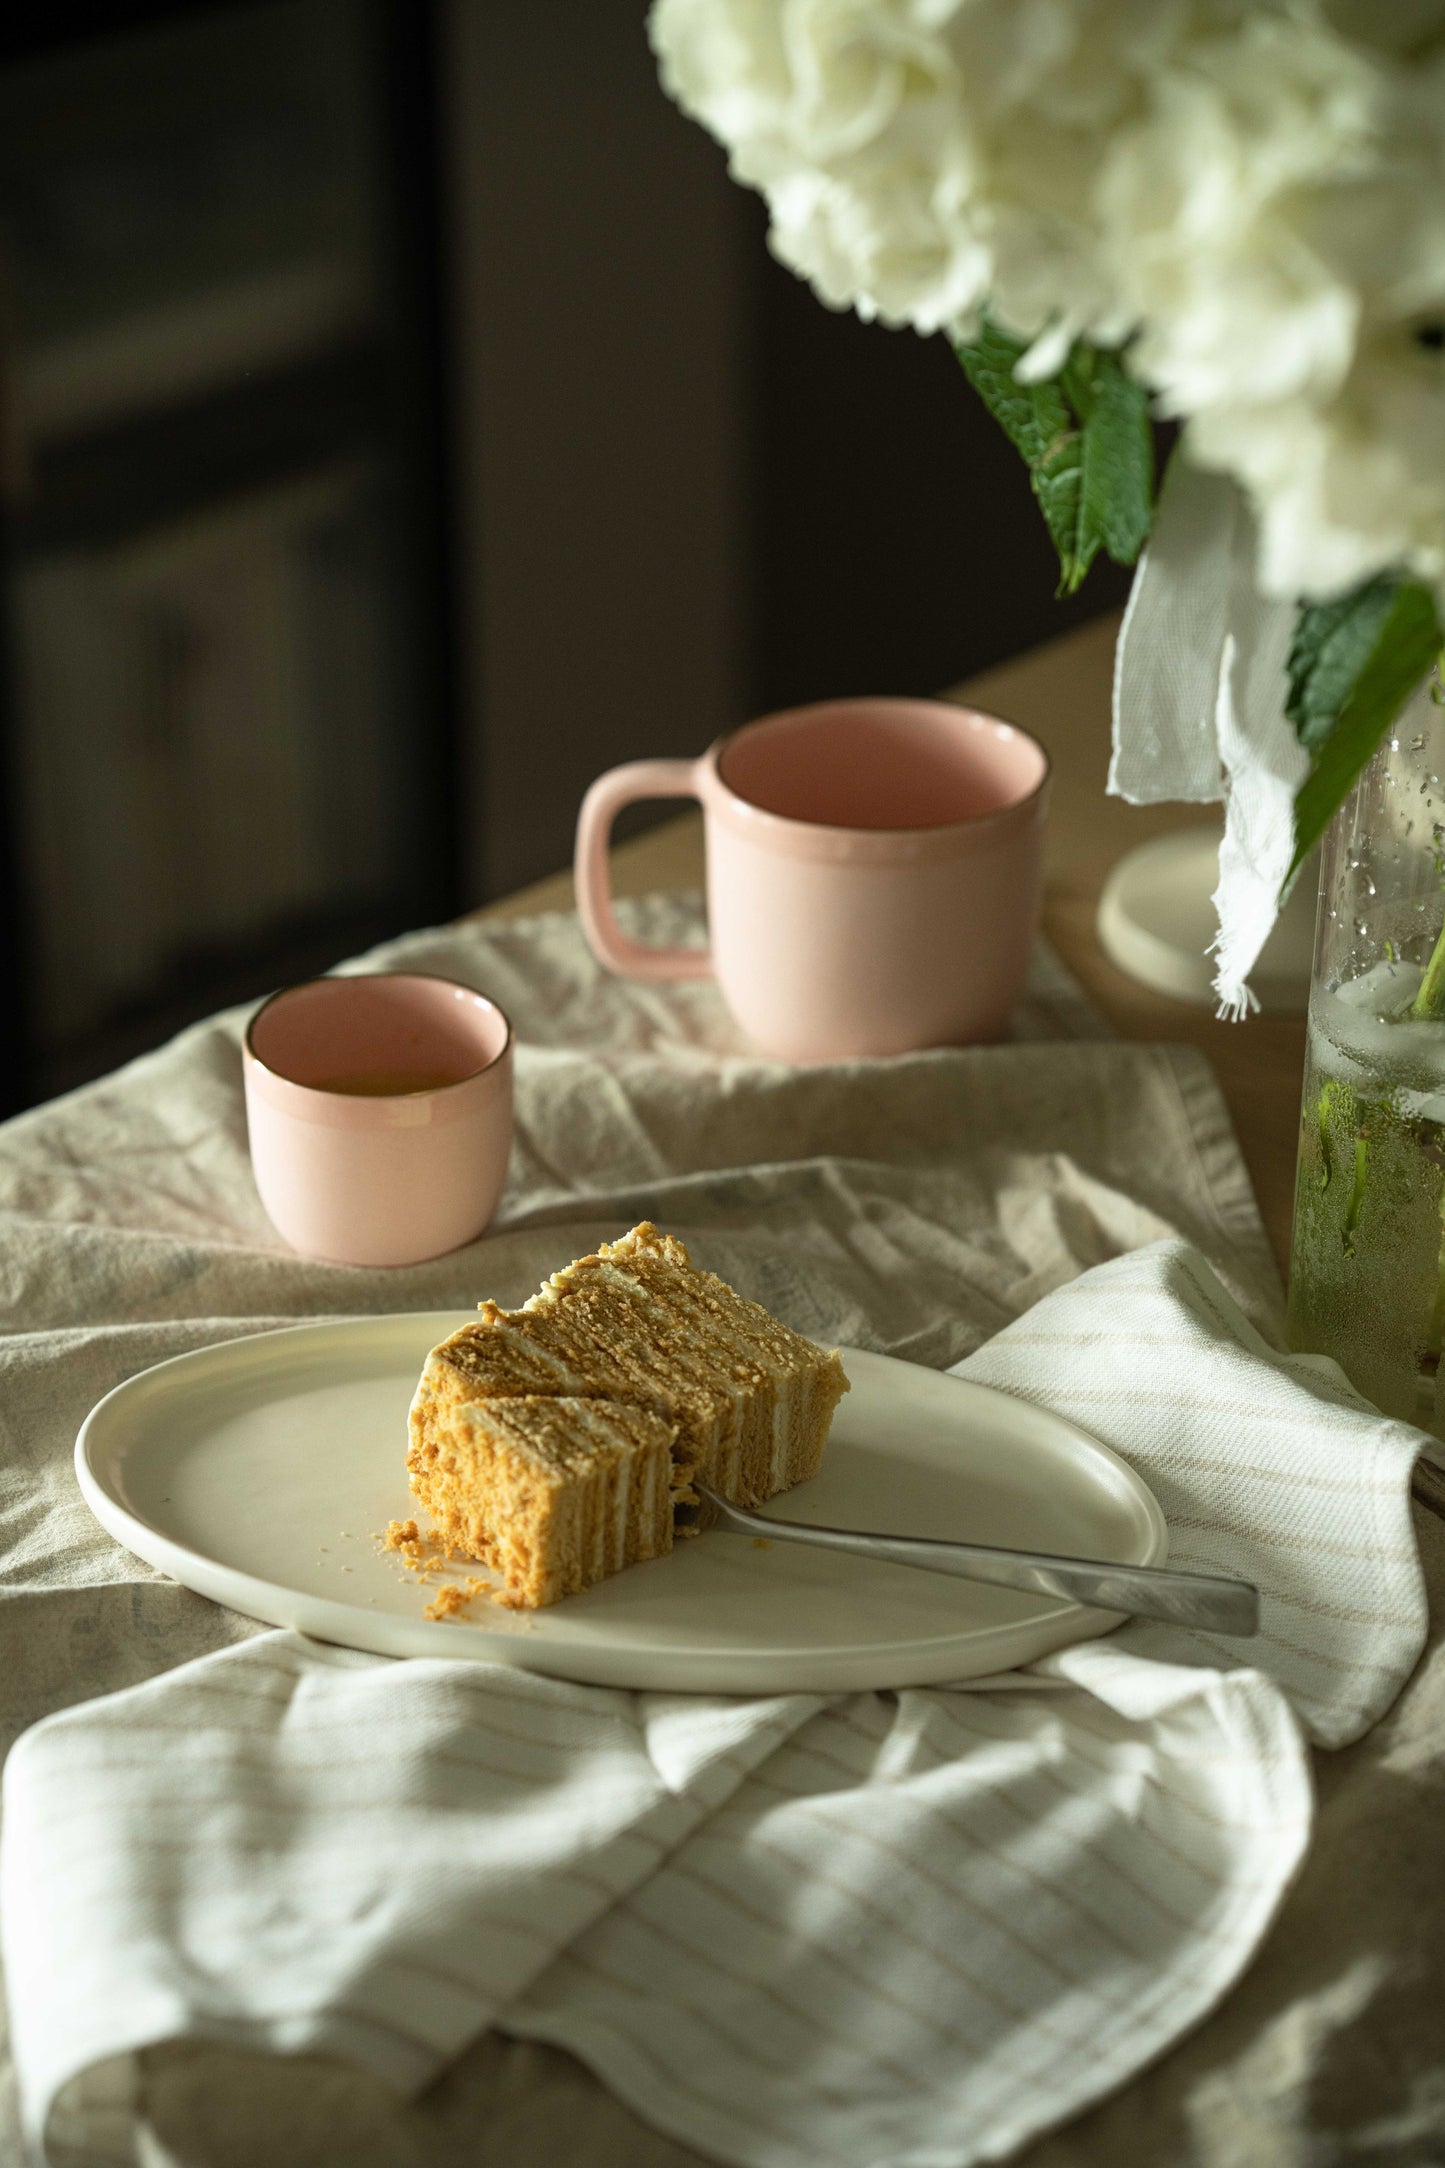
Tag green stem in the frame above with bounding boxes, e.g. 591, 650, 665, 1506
1426, 1196, 1445, 1372
1341, 1131, 1370, 1257
1316, 1077, 1348, 1191
1412, 912, 1445, 1020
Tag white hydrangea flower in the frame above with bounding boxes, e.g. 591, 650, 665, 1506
1096, 17, 1374, 417
648, 0, 1187, 343
1178, 45, 1445, 600
1187, 337, 1445, 603
650, 0, 1445, 607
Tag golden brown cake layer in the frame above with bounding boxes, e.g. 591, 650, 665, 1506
407, 1393, 675, 1608
407, 1223, 849, 1607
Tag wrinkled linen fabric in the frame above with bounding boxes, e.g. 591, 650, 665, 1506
1110, 461, 1306, 1018
0, 897, 1436, 2168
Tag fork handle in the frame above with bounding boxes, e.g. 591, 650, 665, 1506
702, 1491, 1259, 1636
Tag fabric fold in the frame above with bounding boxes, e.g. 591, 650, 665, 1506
3, 1639, 826, 2147
0, 901, 1428, 2168
3, 1240, 1425, 2168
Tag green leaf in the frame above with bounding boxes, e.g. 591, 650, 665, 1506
1062, 346, 1155, 568
955, 321, 1083, 590
954, 318, 1154, 596
953, 318, 1071, 471
1286, 577, 1443, 892
1286, 576, 1404, 753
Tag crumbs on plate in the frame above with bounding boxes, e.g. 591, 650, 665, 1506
377, 1518, 518, 1625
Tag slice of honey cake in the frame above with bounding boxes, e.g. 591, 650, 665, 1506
407, 1223, 848, 1607
409, 1395, 676, 1609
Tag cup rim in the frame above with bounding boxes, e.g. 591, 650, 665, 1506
710, 697, 1051, 842
243, 971, 514, 1098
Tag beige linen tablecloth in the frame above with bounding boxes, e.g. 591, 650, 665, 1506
0, 898, 1441, 2166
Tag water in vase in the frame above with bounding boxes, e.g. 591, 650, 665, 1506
1288, 960, 1445, 1436
1285, 682, 1445, 1451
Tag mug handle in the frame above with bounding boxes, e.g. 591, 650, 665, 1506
574, 758, 714, 981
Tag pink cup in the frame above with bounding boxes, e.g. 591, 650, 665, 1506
575, 698, 1050, 1060
243, 973, 514, 1266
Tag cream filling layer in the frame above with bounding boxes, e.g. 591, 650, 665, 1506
471, 1318, 591, 1390
568, 1399, 636, 1577
769, 1385, 794, 1486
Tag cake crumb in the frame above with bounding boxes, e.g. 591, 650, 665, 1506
380, 1517, 445, 1588
752, 1536, 773, 1551
424, 1584, 471, 1621
381, 1519, 508, 1619
424, 1573, 508, 1623
382, 1518, 427, 1566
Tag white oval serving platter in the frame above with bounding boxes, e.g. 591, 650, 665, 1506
76, 1313, 1166, 1693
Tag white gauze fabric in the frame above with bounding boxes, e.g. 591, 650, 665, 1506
1111, 459, 1304, 1018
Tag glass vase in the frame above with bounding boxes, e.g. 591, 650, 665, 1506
1287, 676, 1445, 1437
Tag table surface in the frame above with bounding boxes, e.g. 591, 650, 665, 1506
474, 610, 1445, 1519
480, 610, 1305, 1254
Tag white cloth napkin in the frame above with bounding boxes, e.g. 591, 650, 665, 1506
4, 1239, 1426, 2168
1111, 459, 1305, 1018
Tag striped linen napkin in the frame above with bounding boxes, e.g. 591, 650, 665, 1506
3, 1239, 1426, 2168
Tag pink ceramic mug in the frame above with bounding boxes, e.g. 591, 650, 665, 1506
575, 698, 1049, 1060
243, 973, 514, 1266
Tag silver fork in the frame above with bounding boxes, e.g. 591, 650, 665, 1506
693, 1484, 1259, 1635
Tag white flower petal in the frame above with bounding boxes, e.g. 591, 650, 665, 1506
650, 0, 1445, 614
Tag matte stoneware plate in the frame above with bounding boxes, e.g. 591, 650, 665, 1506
76, 1314, 1167, 1693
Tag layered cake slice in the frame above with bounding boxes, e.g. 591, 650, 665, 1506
411, 1395, 676, 1609
406, 1222, 848, 1607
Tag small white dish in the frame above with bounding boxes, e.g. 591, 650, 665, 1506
1097, 824, 1317, 1011
75, 1314, 1166, 1694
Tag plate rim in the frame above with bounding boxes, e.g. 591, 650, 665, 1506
74, 1313, 1168, 1690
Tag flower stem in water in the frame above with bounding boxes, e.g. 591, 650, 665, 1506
1425, 1196, 1445, 1378
1341, 1130, 1370, 1256
1410, 913, 1445, 1020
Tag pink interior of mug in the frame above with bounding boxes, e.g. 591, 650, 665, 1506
718, 700, 1047, 830
248, 974, 509, 1092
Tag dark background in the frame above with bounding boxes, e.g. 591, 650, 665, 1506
0, 0, 1127, 1113
751, 216, 1125, 711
